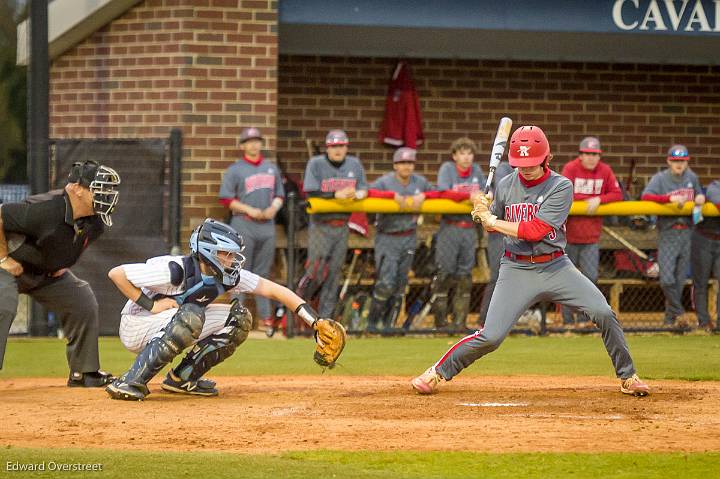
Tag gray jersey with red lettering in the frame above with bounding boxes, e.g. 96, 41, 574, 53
437, 161, 486, 222
219, 157, 284, 211
303, 154, 367, 222
642, 168, 702, 231
491, 170, 573, 255
372, 173, 434, 233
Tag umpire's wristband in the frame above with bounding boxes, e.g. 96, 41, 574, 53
136, 292, 155, 311
295, 303, 319, 327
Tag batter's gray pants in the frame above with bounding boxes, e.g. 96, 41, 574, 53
0, 270, 101, 373
658, 229, 691, 323
230, 218, 276, 320
478, 232, 503, 326
691, 231, 720, 327
307, 222, 349, 318
435, 255, 636, 381
562, 242, 599, 324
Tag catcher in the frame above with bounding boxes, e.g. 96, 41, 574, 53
106, 218, 345, 401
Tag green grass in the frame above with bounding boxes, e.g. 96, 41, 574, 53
1, 448, 718, 478
1, 334, 719, 381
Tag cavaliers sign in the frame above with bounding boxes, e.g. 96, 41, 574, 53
613, 0, 720, 32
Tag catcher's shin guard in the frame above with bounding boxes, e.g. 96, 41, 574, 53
172, 300, 252, 382
430, 272, 452, 328
107, 304, 204, 400
451, 274, 472, 330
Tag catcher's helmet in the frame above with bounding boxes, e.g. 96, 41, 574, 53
508, 126, 550, 168
189, 219, 246, 287
67, 160, 121, 227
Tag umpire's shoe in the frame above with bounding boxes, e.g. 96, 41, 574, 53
67, 370, 114, 388
161, 371, 219, 397
105, 377, 150, 401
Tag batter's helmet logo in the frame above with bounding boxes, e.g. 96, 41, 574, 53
519, 146, 530, 157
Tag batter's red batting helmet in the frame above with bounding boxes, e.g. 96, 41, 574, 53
508, 126, 550, 167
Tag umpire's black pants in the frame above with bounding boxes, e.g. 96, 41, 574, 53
0, 269, 101, 373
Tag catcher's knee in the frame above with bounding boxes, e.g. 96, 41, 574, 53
226, 300, 252, 347
162, 303, 205, 354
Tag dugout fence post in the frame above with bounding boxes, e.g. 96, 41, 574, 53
285, 192, 297, 338
168, 128, 183, 255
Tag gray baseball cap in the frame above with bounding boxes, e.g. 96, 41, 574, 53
667, 144, 690, 160
579, 136, 602, 153
325, 129, 349, 146
393, 147, 417, 163
239, 127, 263, 143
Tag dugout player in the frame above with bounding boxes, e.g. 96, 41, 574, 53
0, 160, 121, 387
561, 137, 623, 326
106, 219, 332, 400
431, 137, 486, 331
691, 179, 720, 332
302, 129, 367, 318
219, 127, 285, 331
641, 145, 705, 326
366, 147, 438, 332
411, 126, 650, 397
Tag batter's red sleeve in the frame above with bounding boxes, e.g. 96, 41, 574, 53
517, 218, 553, 241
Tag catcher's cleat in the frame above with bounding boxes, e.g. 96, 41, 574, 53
105, 377, 150, 401
67, 370, 114, 388
620, 374, 650, 397
411, 366, 444, 395
161, 371, 219, 397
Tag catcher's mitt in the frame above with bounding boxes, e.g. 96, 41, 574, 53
313, 318, 347, 368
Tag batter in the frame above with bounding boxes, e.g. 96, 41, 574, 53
411, 126, 650, 397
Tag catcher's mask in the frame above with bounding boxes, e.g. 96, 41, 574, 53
67, 160, 121, 227
190, 219, 246, 288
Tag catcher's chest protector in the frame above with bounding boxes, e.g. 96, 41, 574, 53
172, 256, 227, 306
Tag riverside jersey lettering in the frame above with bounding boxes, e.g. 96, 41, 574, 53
491, 170, 574, 256
303, 154, 367, 222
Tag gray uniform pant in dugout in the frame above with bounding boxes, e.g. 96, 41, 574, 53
658, 228, 691, 323
306, 222, 349, 318
690, 231, 720, 327
435, 255, 636, 381
0, 270, 101, 372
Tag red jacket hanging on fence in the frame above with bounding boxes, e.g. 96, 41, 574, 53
379, 62, 424, 149
562, 157, 623, 244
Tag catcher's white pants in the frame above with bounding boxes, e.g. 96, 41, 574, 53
119, 303, 232, 353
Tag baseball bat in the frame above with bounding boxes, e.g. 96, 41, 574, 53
484, 117, 513, 195
332, 249, 362, 319
601, 225, 649, 261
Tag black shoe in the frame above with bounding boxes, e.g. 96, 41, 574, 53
106, 377, 150, 401
161, 372, 219, 397
67, 370, 114, 388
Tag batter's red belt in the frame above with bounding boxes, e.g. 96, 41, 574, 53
442, 219, 475, 229
504, 250, 564, 264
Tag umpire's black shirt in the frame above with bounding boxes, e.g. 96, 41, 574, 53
1, 190, 104, 275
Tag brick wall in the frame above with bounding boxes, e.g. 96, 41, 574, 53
277, 55, 720, 188
49, 0, 278, 237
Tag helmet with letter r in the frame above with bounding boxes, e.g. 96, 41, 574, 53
507, 126, 551, 168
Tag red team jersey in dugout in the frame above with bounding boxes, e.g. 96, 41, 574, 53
561, 158, 623, 244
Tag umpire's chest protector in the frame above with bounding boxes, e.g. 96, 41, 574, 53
170, 256, 227, 307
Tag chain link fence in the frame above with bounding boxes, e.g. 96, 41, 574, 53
275, 197, 717, 336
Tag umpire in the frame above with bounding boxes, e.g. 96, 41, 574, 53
0, 160, 120, 387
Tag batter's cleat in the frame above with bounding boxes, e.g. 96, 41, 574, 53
411, 366, 444, 395
67, 370, 114, 388
105, 377, 150, 401
620, 374, 650, 397
161, 371, 219, 397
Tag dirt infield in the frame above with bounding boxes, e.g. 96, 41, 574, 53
1, 375, 719, 453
